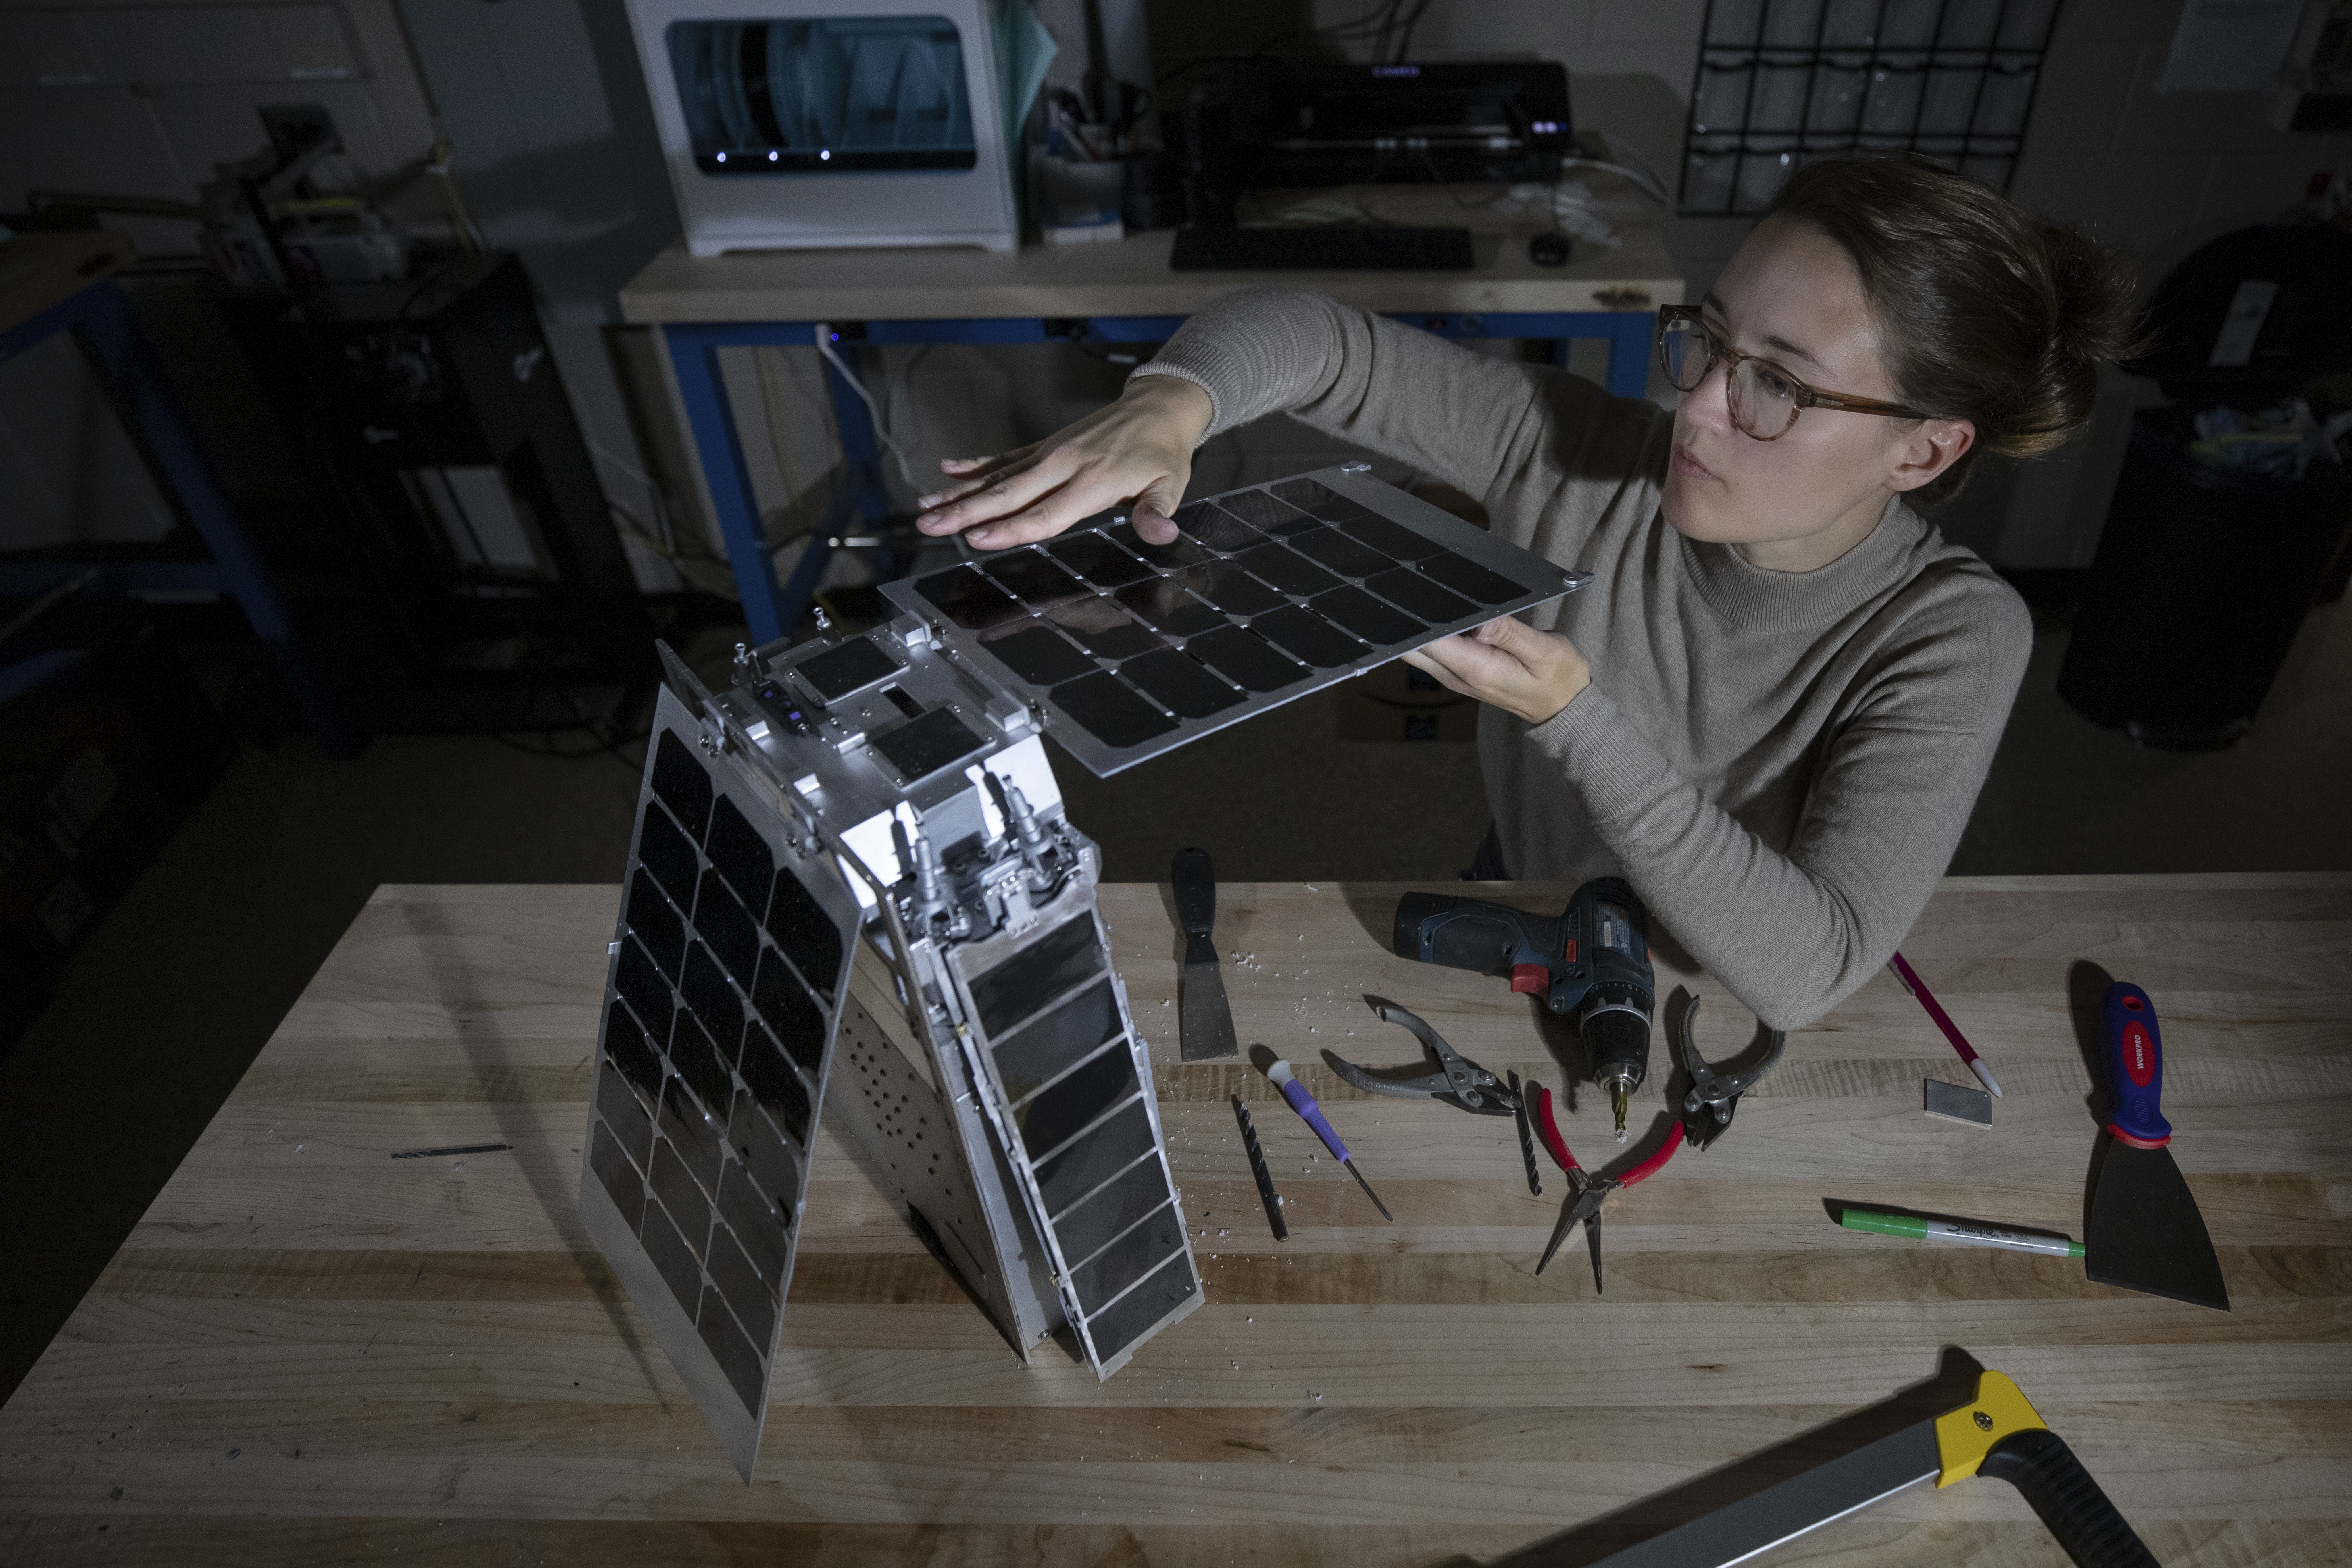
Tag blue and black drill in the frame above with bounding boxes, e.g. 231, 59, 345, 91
1391, 877, 1655, 1142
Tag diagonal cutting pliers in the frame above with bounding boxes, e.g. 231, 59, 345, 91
1673, 995, 1787, 1152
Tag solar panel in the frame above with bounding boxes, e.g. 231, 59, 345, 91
580, 686, 863, 1480
584, 464, 1593, 1479
885, 465, 1590, 776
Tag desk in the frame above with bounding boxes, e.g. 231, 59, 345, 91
618, 206, 1684, 645
3, 874, 2344, 1564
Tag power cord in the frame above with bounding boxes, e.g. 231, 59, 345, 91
813, 324, 920, 490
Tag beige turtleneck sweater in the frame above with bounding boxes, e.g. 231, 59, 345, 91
1134, 288, 2031, 1029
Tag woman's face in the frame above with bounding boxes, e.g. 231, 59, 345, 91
1660, 216, 1969, 562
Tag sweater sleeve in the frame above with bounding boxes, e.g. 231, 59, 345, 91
1526, 581, 2031, 1031
1131, 286, 1567, 504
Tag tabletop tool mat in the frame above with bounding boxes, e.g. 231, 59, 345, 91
883, 466, 1591, 777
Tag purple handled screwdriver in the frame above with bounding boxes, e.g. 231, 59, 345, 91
1889, 950, 2004, 1098
1265, 1058, 1393, 1221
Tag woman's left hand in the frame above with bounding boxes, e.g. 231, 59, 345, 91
1402, 616, 1592, 726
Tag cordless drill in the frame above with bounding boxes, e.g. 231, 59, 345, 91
1392, 877, 1656, 1141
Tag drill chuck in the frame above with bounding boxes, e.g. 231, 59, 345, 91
1581, 993, 1652, 1142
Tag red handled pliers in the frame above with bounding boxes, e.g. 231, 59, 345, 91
1529, 1081, 1681, 1293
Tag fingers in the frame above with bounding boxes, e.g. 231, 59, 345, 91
1129, 474, 1187, 546
917, 443, 1040, 513
1414, 628, 1528, 687
966, 469, 1145, 548
1399, 646, 1478, 698
917, 444, 1075, 537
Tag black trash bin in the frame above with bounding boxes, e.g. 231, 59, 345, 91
2057, 222, 2352, 750
2058, 406, 2352, 749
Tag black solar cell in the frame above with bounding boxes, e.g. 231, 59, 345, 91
1050, 1152, 1170, 1264
695, 1285, 766, 1414
1120, 649, 1246, 720
796, 635, 900, 701
982, 623, 1098, 686
737, 1021, 814, 1145
616, 937, 675, 1047
1017, 1043, 1139, 1160
642, 1196, 706, 1316
680, 942, 746, 1061
716, 1156, 792, 1278
729, 1094, 803, 1210
627, 869, 686, 979
980, 547, 1087, 604
1048, 670, 1178, 746
912, 564, 1025, 629
751, 947, 829, 1080
969, 913, 1102, 1037
590, 1120, 646, 1233
605, 999, 665, 1105
1083, 1252, 1198, 1361
693, 871, 760, 991
1069, 1199, 1184, 1314
765, 867, 843, 998
704, 796, 775, 916
636, 801, 699, 908
991, 979, 1121, 1102
651, 731, 714, 841
1182, 625, 1311, 693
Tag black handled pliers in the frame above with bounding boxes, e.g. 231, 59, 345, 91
1673, 995, 1787, 1151
1321, 1002, 1519, 1116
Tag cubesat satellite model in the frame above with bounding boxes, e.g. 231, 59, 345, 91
577, 467, 1587, 1476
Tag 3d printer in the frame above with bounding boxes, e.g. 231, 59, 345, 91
1169, 57, 1573, 225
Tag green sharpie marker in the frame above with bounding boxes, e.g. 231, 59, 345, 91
1840, 1207, 2085, 1258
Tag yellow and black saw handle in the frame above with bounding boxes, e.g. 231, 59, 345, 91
1980, 1428, 2157, 1568
1575, 1372, 2155, 1568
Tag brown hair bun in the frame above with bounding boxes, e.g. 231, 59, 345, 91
1762, 152, 2142, 503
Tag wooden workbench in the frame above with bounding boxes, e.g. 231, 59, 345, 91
3, 876, 2347, 1565
617, 187, 1683, 325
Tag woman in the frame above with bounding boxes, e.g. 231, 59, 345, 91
911, 154, 2139, 1029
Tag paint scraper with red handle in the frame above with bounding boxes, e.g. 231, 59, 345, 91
2085, 981, 2229, 1311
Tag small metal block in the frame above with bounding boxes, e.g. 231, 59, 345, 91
1923, 1077, 1993, 1127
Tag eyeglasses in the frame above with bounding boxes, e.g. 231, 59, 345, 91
1655, 304, 1929, 441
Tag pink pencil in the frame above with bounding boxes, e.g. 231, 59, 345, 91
1888, 950, 2003, 1098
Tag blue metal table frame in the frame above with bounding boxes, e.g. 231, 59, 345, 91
0, 276, 352, 754
661, 308, 1658, 647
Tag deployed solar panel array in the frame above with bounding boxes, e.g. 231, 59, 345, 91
580, 691, 862, 1478
886, 467, 1589, 775
584, 466, 1589, 1479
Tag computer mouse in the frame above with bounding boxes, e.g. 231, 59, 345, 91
1529, 231, 1570, 267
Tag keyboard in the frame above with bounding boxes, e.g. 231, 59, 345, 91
1169, 225, 1475, 272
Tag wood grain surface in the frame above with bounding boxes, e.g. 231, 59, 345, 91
616, 182, 1681, 325
4, 876, 2348, 1566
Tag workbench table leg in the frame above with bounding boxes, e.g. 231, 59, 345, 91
1601, 312, 1656, 400
68, 282, 355, 756
664, 323, 793, 646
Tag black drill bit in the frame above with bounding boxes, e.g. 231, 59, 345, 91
1509, 1070, 1541, 1196
1232, 1094, 1287, 1241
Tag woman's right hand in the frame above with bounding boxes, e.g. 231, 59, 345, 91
914, 374, 1215, 549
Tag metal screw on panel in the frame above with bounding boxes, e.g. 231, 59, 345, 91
1973, 1411, 1994, 1431
1339, 461, 1370, 473
812, 606, 833, 631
